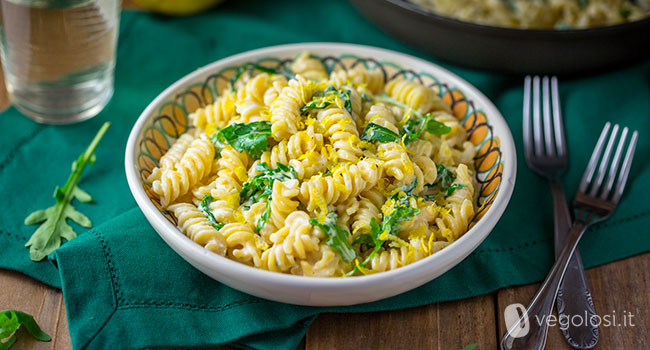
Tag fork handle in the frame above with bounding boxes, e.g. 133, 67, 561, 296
501, 221, 588, 350
550, 181, 599, 349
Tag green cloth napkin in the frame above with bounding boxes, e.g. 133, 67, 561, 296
0, 0, 649, 348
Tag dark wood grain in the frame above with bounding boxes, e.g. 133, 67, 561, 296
306, 294, 495, 349
3, 254, 650, 349
497, 252, 650, 350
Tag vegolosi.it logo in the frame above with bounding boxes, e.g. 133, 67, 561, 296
503, 303, 530, 338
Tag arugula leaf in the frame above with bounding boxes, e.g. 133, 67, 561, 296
619, 8, 632, 19
401, 113, 452, 145
501, 0, 516, 12
424, 117, 452, 135
351, 217, 384, 265
230, 63, 293, 92
24, 122, 110, 261
349, 192, 420, 275
0, 309, 51, 349
361, 92, 373, 103
434, 164, 456, 190
445, 183, 466, 196
424, 165, 465, 198
461, 344, 477, 350
382, 204, 420, 236
310, 213, 355, 263
212, 121, 272, 160
361, 123, 400, 143
301, 86, 353, 115
401, 178, 418, 196
198, 195, 225, 230
257, 200, 271, 232
240, 162, 297, 231
300, 100, 332, 113
374, 93, 451, 144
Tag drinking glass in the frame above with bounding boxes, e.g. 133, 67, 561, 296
0, 0, 120, 124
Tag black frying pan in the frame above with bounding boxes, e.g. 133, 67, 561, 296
350, 0, 650, 74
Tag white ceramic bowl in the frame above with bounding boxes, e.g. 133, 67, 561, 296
125, 43, 516, 306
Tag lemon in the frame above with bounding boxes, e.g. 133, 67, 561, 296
133, 0, 223, 16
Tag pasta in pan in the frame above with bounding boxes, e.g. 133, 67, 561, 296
149, 52, 477, 277
409, 0, 650, 29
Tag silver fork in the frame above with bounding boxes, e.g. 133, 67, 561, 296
501, 122, 639, 350
523, 75, 598, 349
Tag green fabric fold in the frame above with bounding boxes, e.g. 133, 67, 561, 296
0, 0, 649, 349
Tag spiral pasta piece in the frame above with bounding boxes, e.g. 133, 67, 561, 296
364, 103, 399, 134
330, 64, 385, 94
385, 78, 448, 114
234, 73, 273, 123
299, 244, 347, 277
378, 142, 415, 191
269, 179, 300, 230
168, 203, 227, 256
261, 211, 320, 272
290, 52, 328, 81
316, 107, 362, 163
352, 195, 381, 236
147, 133, 196, 183
153, 135, 215, 207
190, 91, 237, 129
434, 164, 475, 241
219, 223, 263, 267
299, 160, 381, 216
270, 75, 315, 140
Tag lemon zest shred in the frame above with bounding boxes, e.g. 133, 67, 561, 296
441, 228, 454, 242
233, 208, 248, 225
204, 122, 217, 136
354, 259, 375, 275
254, 235, 270, 251
381, 199, 396, 216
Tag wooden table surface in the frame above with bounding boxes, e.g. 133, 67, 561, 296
2, 2, 649, 349
4, 253, 649, 349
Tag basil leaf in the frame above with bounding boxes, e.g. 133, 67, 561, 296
214, 121, 271, 160
198, 195, 224, 230
361, 123, 400, 143
310, 213, 355, 263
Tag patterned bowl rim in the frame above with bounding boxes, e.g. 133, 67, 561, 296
125, 43, 517, 286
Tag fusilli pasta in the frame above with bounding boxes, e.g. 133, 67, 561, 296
151, 52, 478, 277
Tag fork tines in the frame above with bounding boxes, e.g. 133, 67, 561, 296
579, 122, 639, 204
523, 75, 567, 160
